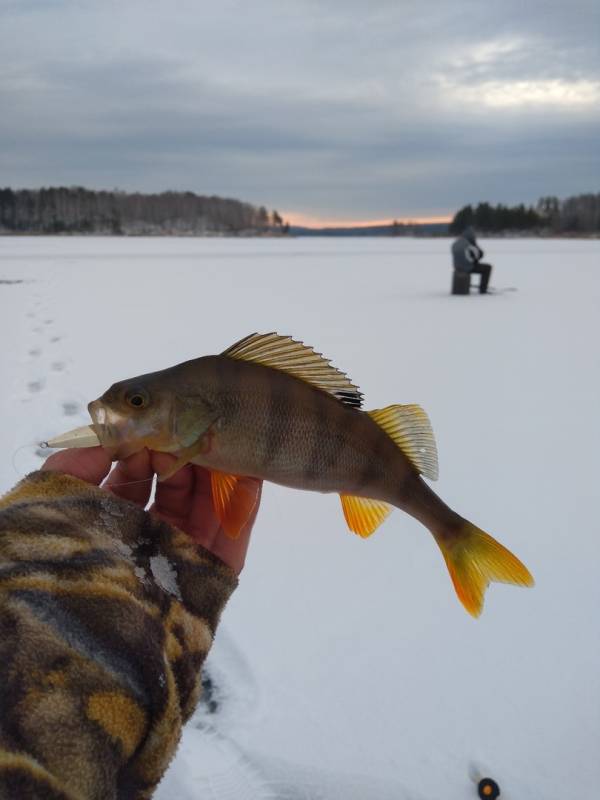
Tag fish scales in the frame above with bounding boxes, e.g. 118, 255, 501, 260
194, 357, 403, 499
78, 332, 534, 617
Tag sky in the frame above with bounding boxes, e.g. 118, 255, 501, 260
1, 0, 598, 225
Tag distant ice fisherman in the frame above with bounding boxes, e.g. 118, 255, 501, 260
451, 227, 493, 294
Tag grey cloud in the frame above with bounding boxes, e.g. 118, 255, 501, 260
0, 0, 598, 219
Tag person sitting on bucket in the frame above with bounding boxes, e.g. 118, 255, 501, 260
451, 226, 492, 294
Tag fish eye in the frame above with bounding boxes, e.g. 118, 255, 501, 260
125, 389, 149, 409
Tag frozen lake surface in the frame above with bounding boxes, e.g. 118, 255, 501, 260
1, 236, 599, 799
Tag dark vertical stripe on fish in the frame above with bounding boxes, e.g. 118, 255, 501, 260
262, 381, 291, 467
320, 404, 352, 475
333, 405, 368, 491
302, 388, 331, 483
216, 356, 241, 419
357, 427, 387, 493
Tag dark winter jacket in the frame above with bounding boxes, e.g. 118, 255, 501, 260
451, 229, 484, 272
0, 470, 238, 799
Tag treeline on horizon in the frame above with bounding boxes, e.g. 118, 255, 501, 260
450, 193, 600, 235
0, 187, 288, 235
0, 186, 597, 237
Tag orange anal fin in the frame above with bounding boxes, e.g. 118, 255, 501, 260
211, 471, 261, 539
340, 494, 392, 538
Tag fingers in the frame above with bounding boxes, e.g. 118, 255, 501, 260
149, 454, 219, 542
189, 476, 262, 575
150, 453, 195, 520
150, 454, 263, 575
213, 478, 263, 575
104, 449, 154, 507
42, 447, 112, 485
41, 447, 263, 573
241, 477, 262, 534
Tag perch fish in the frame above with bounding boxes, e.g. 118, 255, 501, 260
46, 333, 533, 616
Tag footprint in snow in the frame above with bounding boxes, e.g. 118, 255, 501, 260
62, 401, 81, 417
27, 379, 45, 394
191, 627, 260, 730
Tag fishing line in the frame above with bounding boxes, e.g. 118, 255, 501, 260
11, 442, 42, 479
11, 443, 157, 492
102, 476, 156, 490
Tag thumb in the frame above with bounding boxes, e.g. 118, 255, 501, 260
42, 446, 113, 485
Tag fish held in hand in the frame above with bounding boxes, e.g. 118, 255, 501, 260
53, 332, 534, 616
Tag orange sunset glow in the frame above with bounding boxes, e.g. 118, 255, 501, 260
282, 211, 452, 228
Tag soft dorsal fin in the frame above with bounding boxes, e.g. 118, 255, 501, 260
210, 471, 261, 540
368, 404, 439, 480
340, 494, 392, 538
222, 332, 363, 408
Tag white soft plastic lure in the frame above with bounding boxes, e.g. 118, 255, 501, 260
42, 424, 100, 450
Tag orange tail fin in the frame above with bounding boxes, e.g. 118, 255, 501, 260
436, 521, 534, 617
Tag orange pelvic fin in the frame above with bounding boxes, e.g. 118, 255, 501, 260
210, 471, 261, 539
436, 521, 534, 617
340, 494, 392, 538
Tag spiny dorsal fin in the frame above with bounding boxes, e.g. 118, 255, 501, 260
368, 404, 439, 480
222, 332, 363, 408
340, 494, 392, 538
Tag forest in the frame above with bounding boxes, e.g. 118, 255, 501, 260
0, 187, 285, 235
1, 187, 597, 237
449, 193, 600, 235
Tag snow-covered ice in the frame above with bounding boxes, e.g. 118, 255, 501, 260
1, 235, 598, 799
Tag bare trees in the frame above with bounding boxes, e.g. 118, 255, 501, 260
536, 194, 600, 233
0, 187, 276, 235
555, 194, 600, 233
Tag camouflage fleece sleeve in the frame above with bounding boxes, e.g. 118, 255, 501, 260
0, 470, 238, 800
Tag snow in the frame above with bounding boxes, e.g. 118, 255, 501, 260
1, 235, 599, 799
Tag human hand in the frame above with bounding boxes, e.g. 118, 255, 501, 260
42, 447, 262, 574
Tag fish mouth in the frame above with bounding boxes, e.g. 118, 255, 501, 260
87, 399, 143, 459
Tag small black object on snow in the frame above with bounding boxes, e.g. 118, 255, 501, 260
477, 777, 500, 799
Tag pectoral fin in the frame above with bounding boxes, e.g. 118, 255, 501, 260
210, 471, 261, 539
156, 436, 212, 481
340, 494, 392, 538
